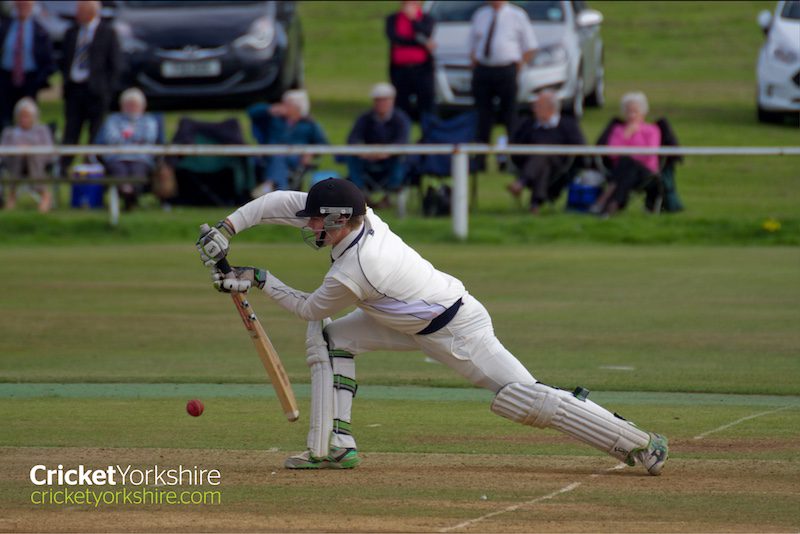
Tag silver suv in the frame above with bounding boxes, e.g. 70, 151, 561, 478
425, 0, 604, 117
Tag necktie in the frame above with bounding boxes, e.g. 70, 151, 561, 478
12, 20, 25, 87
75, 28, 90, 73
483, 10, 497, 60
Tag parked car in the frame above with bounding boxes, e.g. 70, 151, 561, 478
756, 0, 800, 123
113, 0, 303, 109
424, 0, 604, 117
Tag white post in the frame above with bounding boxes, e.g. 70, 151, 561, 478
108, 184, 119, 227
451, 150, 468, 240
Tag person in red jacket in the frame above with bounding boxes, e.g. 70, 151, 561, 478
385, 1, 436, 122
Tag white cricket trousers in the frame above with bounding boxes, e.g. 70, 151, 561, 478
325, 294, 536, 393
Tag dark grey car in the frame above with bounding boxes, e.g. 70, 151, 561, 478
113, 0, 303, 109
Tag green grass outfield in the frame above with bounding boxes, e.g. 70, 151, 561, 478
1, 243, 798, 395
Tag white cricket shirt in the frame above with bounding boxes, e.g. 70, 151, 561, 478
226, 191, 467, 335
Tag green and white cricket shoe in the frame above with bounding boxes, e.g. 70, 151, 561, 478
284, 447, 360, 470
325, 446, 361, 469
632, 433, 669, 476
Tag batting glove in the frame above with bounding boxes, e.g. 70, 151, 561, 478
212, 266, 267, 293
197, 220, 234, 268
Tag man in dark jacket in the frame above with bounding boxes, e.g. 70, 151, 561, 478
385, 1, 435, 121
508, 91, 586, 213
0, 0, 56, 128
346, 83, 411, 207
59, 0, 120, 171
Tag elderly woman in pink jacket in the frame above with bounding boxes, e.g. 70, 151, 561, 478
591, 92, 661, 216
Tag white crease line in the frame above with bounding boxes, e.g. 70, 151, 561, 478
693, 405, 794, 440
439, 463, 626, 533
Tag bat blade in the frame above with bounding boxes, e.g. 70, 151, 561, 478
231, 292, 300, 422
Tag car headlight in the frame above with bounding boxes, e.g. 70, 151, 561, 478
530, 44, 568, 67
773, 46, 798, 64
233, 17, 275, 51
114, 21, 147, 54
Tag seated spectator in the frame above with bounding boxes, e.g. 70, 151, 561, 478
96, 87, 159, 210
247, 89, 328, 193
507, 91, 586, 214
1, 97, 54, 212
346, 82, 411, 207
590, 92, 661, 216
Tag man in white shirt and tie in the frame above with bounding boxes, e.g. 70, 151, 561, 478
469, 1, 537, 169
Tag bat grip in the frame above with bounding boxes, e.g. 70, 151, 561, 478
216, 257, 232, 274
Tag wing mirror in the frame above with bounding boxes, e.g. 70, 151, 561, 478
576, 9, 603, 28
757, 10, 772, 35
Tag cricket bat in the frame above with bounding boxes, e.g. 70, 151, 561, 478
216, 256, 300, 422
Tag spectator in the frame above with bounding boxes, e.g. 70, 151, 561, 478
0, 0, 56, 130
59, 0, 120, 172
385, 0, 436, 121
1, 97, 55, 212
247, 89, 328, 193
346, 83, 411, 208
469, 0, 537, 169
590, 92, 661, 216
507, 91, 586, 214
96, 87, 159, 211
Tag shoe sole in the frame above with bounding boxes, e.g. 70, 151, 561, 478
326, 457, 360, 469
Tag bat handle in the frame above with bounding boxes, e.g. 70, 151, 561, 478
216, 257, 232, 274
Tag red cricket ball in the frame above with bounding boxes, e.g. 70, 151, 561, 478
186, 399, 204, 417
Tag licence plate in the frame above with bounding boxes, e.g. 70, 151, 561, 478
448, 71, 472, 93
161, 60, 221, 79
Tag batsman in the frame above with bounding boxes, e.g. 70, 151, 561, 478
197, 178, 669, 474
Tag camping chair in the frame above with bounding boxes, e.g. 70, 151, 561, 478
594, 117, 683, 213
168, 117, 255, 206
404, 110, 480, 215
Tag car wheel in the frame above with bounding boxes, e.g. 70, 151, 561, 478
569, 74, 585, 118
757, 102, 780, 123
586, 62, 605, 108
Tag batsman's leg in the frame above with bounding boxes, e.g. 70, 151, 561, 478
323, 310, 420, 468
285, 319, 334, 469
491, 383, 667, 475
417, 295, 668, 475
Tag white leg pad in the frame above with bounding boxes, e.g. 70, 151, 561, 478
306, 320, 333, 458
491, 382, 650, 463
330, 350, 357, 449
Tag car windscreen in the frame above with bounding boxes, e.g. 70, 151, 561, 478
428, 1, 565, 23
781, 0, 800, 19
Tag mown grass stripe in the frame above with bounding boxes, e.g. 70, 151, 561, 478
1, 383, 799, 407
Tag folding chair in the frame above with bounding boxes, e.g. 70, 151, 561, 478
405, 111, 480, 215
594, 117, 683, 214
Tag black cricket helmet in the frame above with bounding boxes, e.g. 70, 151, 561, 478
297, 178, 366, 249
296, 178, 367, 218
